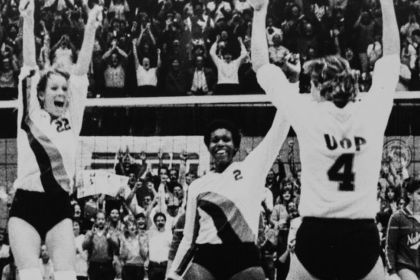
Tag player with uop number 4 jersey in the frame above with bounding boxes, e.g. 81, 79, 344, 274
250, 0, 400, 279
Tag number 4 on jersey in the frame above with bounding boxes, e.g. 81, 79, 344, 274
327, 154, 355, 191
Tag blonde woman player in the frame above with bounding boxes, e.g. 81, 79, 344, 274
250, 0, 400, 279
7, 1, 102, 280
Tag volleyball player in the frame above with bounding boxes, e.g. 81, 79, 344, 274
167, 109, 297, 279
250, 0, 400, 279
7, 1, 102, 280
386, 178, 420, 280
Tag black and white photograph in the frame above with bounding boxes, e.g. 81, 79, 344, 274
0, 0, 417, 279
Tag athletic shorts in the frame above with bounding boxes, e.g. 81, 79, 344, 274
9, 189, 73, 240
193, 243, 262, 280
295, 217, 380, 280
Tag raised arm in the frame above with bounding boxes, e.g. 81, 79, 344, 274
385, 213, 401, 279
380, 0, 399, 56
115, 46, 128, 58
250, 0, 269, 73
237, 37, 248, 63
20, 0, 36, 67
369, 0, 400, 104
156, 48, 162, 69
132, 38, 140, 70
209, 36, 220, 66
74, 5, 103, 76
167, 184, 200, 280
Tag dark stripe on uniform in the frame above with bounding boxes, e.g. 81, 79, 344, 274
197, 192, 255, 242
20, 72, 68, 193
198, 199, 242, 244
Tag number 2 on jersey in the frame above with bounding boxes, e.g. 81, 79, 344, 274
327, 153, 355, 191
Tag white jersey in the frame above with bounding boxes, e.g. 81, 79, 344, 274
169, 110, 291, 277
14, 66, 89, 193
257, 55, 400, 219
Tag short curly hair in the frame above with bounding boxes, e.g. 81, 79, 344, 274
303, 55, 359, 107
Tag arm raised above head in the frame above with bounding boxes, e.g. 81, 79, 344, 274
20, 0, 36, 68
74, 5, 103, 76
250, 0, 269, 73
380, 0, 399, 56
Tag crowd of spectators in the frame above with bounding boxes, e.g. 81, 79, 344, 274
2, 0, 420, 100
0, 140, 413, 280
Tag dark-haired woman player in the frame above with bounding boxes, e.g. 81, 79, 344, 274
386, 178, 420, 280
167, 110, 296, 279
250, 0, 400, 279
7, 1, 101, 280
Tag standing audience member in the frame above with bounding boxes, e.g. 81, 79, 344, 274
147, 213, 172, 280
119, 220, 148, 280
132, 38, 161, 96
82, 212, 119, 280
187, 55, 215, 95
386, 178, 420, 280
210, 36, 248, 94
39, 245, 54, 280
73, 221, 88, 280
101, 41, 128, 97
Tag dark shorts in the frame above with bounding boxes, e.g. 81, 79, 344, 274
9, 189, 73, 241
295, 217, 380, 280
193, 243, 262, 280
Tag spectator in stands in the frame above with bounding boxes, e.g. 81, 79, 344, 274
266, 16, 283, 47
50, 34, 77, 72
39, 245, 54, 280
101, 40, 128, 97
164, 58, 187, 95
147, 212, 172, 280
400, 12, 420, 43
132, 38, 161, 96
210, 36, 248, 94
119, 219, 148, 280
296, 21, 318, 58
166, 212, 186, 276
83, 211, 119, 280
187, 55, 215, 95
73, 220, 88, 280
268, 33, 290, 67
108, 0, 130, 21
353, 10, 377, 74
1, 254, 18, 280
0, 54, 19, 100
386, 177, 420, 280
0, 232, 10, 276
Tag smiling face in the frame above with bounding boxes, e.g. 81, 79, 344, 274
38, 72, 69, 117
209, 128, 237, 172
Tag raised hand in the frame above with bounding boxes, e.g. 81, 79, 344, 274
19, 0, 34, 18
247, 0, 268, 12
88, 4, 103, 28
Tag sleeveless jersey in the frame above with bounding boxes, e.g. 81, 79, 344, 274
13, 66, 88, 193
257, 55, 400, 219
